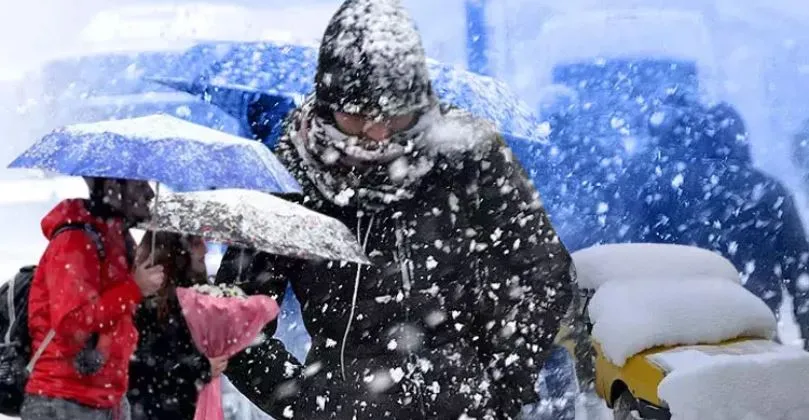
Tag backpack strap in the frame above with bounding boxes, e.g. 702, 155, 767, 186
1, 267, 34, 347
26, 330, 55, 373
2, 271, 19, 345
25, 223, 106, 374
51, 223, 106, 261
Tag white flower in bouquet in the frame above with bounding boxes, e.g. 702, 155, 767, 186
191, 283, 248, 299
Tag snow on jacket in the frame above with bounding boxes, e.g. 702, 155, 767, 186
26, 199, 142, 408
217, 105, 574, 420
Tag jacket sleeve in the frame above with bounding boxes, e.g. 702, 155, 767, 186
129, 304, 213, 402
469, 136, 574, 418
45, 230, 142, 342
773, 192, 809, 344
215, 247, 304, 418
171, 340, 213, 387
171, 298, 214, 386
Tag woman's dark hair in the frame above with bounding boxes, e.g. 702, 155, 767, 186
137, 231, 208, 320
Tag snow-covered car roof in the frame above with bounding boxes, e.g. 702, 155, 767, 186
589, 276, 777, 367
577, 243, 777, 371
572, 243, 741, 290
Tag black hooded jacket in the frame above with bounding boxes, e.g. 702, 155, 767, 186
216, 1, 572, 418
217, 102, 573, 419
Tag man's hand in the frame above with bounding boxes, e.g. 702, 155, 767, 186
209, 355, 228, 377
134, 260, 164, 297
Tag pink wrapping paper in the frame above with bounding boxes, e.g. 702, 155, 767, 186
176, 287, 280, 420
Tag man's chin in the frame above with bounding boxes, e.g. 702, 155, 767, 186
126, 211, 151, 226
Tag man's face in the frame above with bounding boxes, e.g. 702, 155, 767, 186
102, 179, 155, 222
333, 111, 417, 143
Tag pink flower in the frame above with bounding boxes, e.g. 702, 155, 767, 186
176, 286, 280, 420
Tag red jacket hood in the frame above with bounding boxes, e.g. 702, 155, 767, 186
41, 199, 111, 239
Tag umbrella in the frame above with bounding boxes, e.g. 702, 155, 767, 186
7, 114, 301, 194
143, 188, 370, 265
150, 41, 545, 144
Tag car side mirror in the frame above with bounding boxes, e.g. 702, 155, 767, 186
580, 288, 595, 334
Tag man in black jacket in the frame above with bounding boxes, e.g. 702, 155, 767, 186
216, 1, 573, 418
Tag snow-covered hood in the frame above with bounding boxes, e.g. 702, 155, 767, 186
651, 339, 809, 419
646, 339, 799, 374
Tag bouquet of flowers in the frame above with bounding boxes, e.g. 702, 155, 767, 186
176, 283, 279, 420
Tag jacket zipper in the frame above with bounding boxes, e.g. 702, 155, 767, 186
395, 219, 427, 417
340, 212, 374, 381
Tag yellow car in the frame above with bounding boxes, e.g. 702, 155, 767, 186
569, 243, 798, 420
593, 336, 768, 420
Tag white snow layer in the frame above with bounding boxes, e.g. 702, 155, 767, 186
572, 243, 740, 290
589, 277, 777, 366
653, 340, 809, 419
65, 114, 251, 145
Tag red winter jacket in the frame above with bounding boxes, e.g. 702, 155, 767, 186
26, 199, 143, 408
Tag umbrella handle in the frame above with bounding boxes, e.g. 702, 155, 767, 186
237, 248, 245, 281
151, 182, 161, 266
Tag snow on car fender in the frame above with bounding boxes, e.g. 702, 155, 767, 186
653, 340, 809, 419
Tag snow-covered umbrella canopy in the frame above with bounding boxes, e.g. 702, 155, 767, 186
144, 188, 370, 264
149, 40, 545, 144
7, 114, 301, 194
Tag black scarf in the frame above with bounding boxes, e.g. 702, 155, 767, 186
288, 98, 438, 211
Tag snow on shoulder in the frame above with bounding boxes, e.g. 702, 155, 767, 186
572, 243, 740, 290
654, 340, 809, 419
589, 277, 777, 366
424, 108, 498, 158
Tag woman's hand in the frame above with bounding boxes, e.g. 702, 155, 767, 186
209, 355, 228, 377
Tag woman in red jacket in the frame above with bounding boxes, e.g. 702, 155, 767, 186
22, 178, 164, 420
